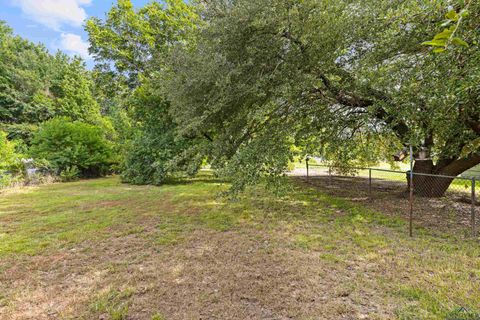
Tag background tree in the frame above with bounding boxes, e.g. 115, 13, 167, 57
86, 0, 202, 184
0, 21, 102, 143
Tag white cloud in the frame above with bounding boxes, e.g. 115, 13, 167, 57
13, 0, 92, 30
59, 33, 90, 59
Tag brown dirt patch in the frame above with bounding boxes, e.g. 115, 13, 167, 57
1, 225, 397, 320
297, 175, 477, 237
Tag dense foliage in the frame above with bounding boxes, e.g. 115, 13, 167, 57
0, 21, 102, 142
0, 131, 23, 187
120, 83, 202, 184
30, 118, 114, 179
86, 0, 200, 185
164, 0, 480, 195
0, 130, 21, 171
0, 21, 116, 186
2, 0, 479, 196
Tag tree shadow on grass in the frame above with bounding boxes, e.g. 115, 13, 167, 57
124, 171, 229, 187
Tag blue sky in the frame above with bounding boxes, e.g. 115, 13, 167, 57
0, 0, 151, 68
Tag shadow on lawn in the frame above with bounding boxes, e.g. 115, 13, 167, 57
162, 177, 228, 186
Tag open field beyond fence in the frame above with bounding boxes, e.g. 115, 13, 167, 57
294, 164, 479, 238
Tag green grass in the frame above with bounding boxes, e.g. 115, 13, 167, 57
90, 288, 133, 320
1, 172, 479, 319
0, 174, 238, 256
306, 163, 480, 194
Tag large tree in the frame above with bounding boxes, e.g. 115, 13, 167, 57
166, 0, 480, 196
86, 0, 202, 185
0, 21, 102, 142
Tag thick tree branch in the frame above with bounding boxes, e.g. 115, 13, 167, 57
316, 73, 410, 141
439, 153, 480, 176
466, 119, 480, 134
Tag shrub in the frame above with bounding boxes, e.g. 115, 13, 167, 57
0, 131, 21, 171
0, 131, 23, 188
0, 123, 39, 145
30, 118, 114, 178
120, 132, 173, 185
120, 131, 202, 185
0, 173, 23, 188
59, 166, 80, 182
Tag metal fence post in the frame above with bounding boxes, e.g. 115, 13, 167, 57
409, 173, 413, 237
409, 145, 414, 237
306, 158, 309, 181
368, 168, 372, 200
472, 177, 476, 237
328, 167, 332, 184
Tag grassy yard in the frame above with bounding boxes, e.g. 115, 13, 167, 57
0, 172, 479, 319
305, 164, 480, 194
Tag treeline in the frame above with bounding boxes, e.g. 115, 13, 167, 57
1, 0, 480, 197
0, 21, 115, 186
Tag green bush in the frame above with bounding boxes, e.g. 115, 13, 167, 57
120, 84, 202, 185
0, 131, 23, 188
0, 123, 39, 145
30, 118, 114, 178
59, 166, 80, 182
0, 131, 20, 170
0, 173, 23, 188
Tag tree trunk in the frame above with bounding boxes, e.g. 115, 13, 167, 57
407, 159, 454, 198
406, 153, 480, 197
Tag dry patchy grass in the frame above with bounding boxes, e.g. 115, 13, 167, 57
0, 172, 479, 319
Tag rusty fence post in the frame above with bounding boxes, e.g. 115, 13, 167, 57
408, 145, 414, 237
368, 168, 372, 200
409, 174, 413, 237
472, 177, 476, 237
306, 158, 309, 181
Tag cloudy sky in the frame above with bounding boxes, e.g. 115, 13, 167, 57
0, 0, 150, 68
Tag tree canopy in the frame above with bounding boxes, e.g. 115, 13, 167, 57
164, 0, 480, 194
86, 0, 201, 185
0, 21, 101, 142
0, 20, 114, 184
2, 0, 479, 196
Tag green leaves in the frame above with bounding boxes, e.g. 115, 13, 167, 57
461, 138, 480, 158
85, 0, 198, 84
85, 1, 202, 185
451, 37, 469, 47
422, 7, 471, 52
0, 130, 21, 171
0, 20, 102, 133
163, 0, 480, 190
30, 118, 114, 177
422, 26, 468, 50
445, 9, 459, 22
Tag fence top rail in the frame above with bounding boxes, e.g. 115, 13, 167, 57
305, 163, 474, 181
307, 163, 368, 171
408, 171, 473, 181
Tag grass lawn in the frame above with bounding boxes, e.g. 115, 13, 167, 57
305, 164, 480, 194
0, 172, 479, 319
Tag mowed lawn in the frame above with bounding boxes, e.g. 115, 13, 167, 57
0, 173, 479, 320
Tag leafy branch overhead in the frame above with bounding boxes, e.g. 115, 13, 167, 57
164, 0, 480, 195
422, 4, 472, 52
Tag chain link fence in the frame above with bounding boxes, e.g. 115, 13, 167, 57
301, 161, 477, 238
